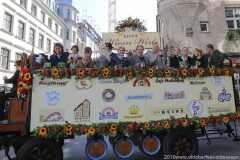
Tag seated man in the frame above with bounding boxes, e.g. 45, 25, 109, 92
50, 43, 69, 67
206, 44, 225, 68
0, 69, 19, 120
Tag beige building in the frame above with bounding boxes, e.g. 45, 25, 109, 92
157, 0, 240, 55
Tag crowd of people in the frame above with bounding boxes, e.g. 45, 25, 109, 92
49, 42, 225, 70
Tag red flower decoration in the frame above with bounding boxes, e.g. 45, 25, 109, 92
133, 122, 138, 126
28, 79, 32, 83
212, 117, 217, 125
26, 69, 31, 73
115, 69, 122, 77
26, 82, 31, 85
65, 69, 72, 76
18, 84, 23, 87
16, 60, 21, 65
91, 70, 98, 77
105, 127, 109, 131
22, 89, 27, 95
28, 88, 32, 91
17, 78, 22, 82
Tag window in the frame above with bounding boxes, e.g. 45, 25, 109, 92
0, 48, 9, 69
225, 8, 240, 30
40, 11, 45, 23
48, 18, 52, 28
3, 13, 12, 32
18, 21, 24, 38
67, 9, 70, 19
73, 31, 75, 42
38, 34, 43, 48
60, 29, 63, 37
31, 4, 36, 16
29, 28, 34, 44
20, 0, 26, 9
66, 29, 69, 39
73, 13, 76, 21
47, 0, 51, 8
77, 38, 79, 45
55, 24, 58, 34
46, 39, 51, 52
16, 53, 22, 60
52, 2, 55, 11
200, 22, 208, 32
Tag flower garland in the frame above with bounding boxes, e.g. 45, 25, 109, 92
115, 16, 147, 32
35, 67, 233, 82
32, 112, 240, 139
17, 68, 32, 95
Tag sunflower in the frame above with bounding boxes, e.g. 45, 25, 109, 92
164, 123, 170, 129
163, 121, 169, 126
39, 127, 47, 137
54, 75, 60, 79
126, 70, 133, 78
88, 127, 95, 135
198, 68, 204, 76
144, 122, 150, 129
111, 124, 117, 130
23, 73, 31, 81
236, 113, 240, 118
66, 129, 72, 135
156, 122, 161, 128
223, 117, 229, 123
103, 68, 109, 75
102, 73, 109, 78
224, 68, 229, 76
209, 68, 215, 75
78, 73, 85, 79
17, 87, 22, 95
182, 119, 188, 127
78, 68, 85, 74
165, 70, 171, 77
181, 69, 187, 76
148, 68, 154, 74
200, 119, 206, 127
67, 125, 73, 130
110, 128, 116, 133
133, 19, 137, 23
52, 68, 59, 76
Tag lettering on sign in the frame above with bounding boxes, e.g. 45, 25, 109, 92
125, 93, 153, 101
99, 107, 118, 120
218, 87, 231, 102
199, 87, 212, 100
189, 81, 205, 85
44, 91, 61, 106
124, 105, 144, 118
208, 106, 231, 114
188, 100, 203, 117
159, 108, 184, 115
74, 99, 91, 122
98, 78, 126, 84
211, 76, 225, 86
39, 81, 69, 86
155, 78, 184, 84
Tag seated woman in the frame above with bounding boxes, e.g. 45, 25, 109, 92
109, 46, 129, 68
181, 47, 192, 68
190, 48, 208, 68
170, 47, 183, 68
95, 43, 110, 68
75, 54, 97, 68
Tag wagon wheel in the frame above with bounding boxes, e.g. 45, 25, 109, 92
163, 129, 198, 158
16, 138, 63, 160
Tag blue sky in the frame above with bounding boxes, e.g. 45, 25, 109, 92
74, 0, 158, 33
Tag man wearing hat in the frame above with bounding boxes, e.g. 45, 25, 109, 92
105, 43, 117, 58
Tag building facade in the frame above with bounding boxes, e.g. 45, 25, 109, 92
157, 0, 240, 55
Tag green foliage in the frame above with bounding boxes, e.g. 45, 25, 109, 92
226, 30, 240, 51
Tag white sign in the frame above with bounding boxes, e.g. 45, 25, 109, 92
211, 76, 225, 86
188, 100, 203, 117
44, 91, 61, 106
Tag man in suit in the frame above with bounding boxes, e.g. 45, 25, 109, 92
146, 43, 166, 68
130, 45, 150, 68
206, 44, 225, 68
105, 43, 117, 58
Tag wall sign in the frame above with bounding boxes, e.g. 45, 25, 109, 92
44, 91, 61, 106
218, 87, 231, 102
102, 89, 116, 102
188, 100, 203, 117
211, 76, 225, 86
99, 107, 118, 120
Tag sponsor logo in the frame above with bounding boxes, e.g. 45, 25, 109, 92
102, 89, 115, 102
39, 81, 68, 86
125, 93, 153, 101
199, 87, 212, 100
156, 78, 184, 84
188, 100, 203, 117
98, 78, 126, 84
208, 106, 231, 114
218, 87, 231, 102
98, 79, 112, 84
39, 110, 64, 122
211, 76, 225, 86
113, 78, 125, 84
133, 78, 150, 87
189, 81, 205, 85
124, 105, 144, 118
74, 99, 91, 122
99, 107, 118, 120
159, 108, 184, 115
44, 91, 60, 106
75, 80, 93, 90
164, 90, 186, 100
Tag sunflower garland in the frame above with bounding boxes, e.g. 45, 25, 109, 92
17, 68, 32, 95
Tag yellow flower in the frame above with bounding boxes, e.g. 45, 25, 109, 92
111, 124, 117, 130
181, 69, 187, 76
52, 68, 59, 76
182, 119, 188, 127
165, 70, 171, 77
88, 127, 95, 136
163, 121, 169, 126
110, 128, 116, 133
209, 68, 215, 75
223, 117, 229, 123
78, 68, 85, 74
164, 124, 170, 129
17, 87, 22, 95
39, 127, 47, 137
148, 68, 154, 77
144, 122, 150, 129
200, 119, 206, 127
224, 68, 229, 76
198, 68, 204, 76
67, 125, 72, 130
103, 68, 109, 74
23, 73, 31, 81
126, 70, 132, 78
78, 73, 84, 79
66, 129, 72, 135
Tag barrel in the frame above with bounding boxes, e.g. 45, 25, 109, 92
113, 137, 134, 158
85, 138, 107, 160
138, 135, 161, 155
129, 130, 143, 146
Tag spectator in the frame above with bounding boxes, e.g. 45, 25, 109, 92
95, 43, 110, 68
75, 54, 96, 68
190, 48, 208, 68
130, 45, 150, 68
67, 45, 80, 68
146, 43, 166, 68
125, 51, 133, 59
105, 43, 117, 58
84, 47, 93, 57
109, 46, 130, 68
206, 44, 225, 68
181, 47, 192, 68
170, 47, 183, 68
50, 43, 69, 67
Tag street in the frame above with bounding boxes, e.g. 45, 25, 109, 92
1, 123, 240, 160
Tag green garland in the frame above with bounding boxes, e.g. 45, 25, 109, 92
114, 16, 147, 32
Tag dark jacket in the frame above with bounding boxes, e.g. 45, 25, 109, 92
170, 55, 183, 68
4, 70, 19, 95
211, 50, 225, 68
190, 56, 208, 68
129, 54, 150, 68
109, 52, 117, 58
50, 52, 70, 67
109, 56, 130, 68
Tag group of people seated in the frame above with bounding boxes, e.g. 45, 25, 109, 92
49, 42, 225, 70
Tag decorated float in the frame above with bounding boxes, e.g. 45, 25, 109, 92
0, 18, 240, 160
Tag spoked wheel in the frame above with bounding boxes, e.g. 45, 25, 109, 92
163, 130, 198, 158
16, 138, 63, 160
